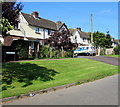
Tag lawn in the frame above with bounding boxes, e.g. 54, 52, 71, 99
2, 58, 119, 98
105, 55, 119, 58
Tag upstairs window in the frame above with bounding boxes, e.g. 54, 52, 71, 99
36, 27, 40, 33
14, 21, 20, 30
48, 30, 51, 35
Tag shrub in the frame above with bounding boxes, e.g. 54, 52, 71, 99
100, 48, 106, 55
64, 50, 73, 58
13, 40, 29, 59
114, 45, 120, 55
40, 45, 50, 58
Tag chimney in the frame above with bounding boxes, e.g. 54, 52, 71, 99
31, 11, 39, 18
57, 21, 62, 24
77, 27, 81, 31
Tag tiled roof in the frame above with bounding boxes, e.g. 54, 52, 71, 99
21, 12, 57, 30
78, 30, 89, 38
69, 28, 89, 38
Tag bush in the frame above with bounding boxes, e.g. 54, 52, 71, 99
40, 45, 50, 58
114, 45, 120, 55
64, 50, 73, 58
100, 48, 106, 55
13, 40, 29, 59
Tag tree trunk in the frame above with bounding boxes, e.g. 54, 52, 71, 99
61, 46, 64, 57
50, 47, 52, 58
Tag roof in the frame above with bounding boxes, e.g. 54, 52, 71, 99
78, 31, 89, 38
68, 28, 76, 34
21, 12, 57, 30
56, 21, 64, 30
69, 28, 89, 38
114, 39, 120, 43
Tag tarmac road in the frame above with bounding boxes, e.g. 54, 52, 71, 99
3, 74, 119, 105
77, 56, 119, 66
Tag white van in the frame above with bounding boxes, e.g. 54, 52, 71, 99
74, 46, 96, 56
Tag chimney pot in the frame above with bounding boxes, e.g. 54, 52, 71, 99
77, 27, 81, 31
31, 11, 39, 18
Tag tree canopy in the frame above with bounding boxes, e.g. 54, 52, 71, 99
89, 31, 113, 48
45, 30, 76, 51
0, 1, 23, 37
2, 1, 23, 25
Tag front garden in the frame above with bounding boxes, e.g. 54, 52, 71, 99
1, 58, 119, 98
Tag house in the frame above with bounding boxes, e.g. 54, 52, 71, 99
1, 11, 69, 60
69, 28, 91, 46
111, 38, 120, 48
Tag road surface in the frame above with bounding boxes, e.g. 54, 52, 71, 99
77, 56, 119, 66
3, 74, 118, 105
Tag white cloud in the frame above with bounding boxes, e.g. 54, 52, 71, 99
100, 9, 112, 14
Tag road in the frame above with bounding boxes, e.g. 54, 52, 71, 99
77, 56, 119, 66
3, 74, 118, 105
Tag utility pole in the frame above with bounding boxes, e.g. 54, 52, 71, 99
90, 14, 93, 44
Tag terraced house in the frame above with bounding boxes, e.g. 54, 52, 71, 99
2, 11, 69, 60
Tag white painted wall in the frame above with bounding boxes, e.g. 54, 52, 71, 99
9, 13, 57, 40
71, 30, 90, 46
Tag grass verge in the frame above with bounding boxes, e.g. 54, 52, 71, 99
105, 55, 119, 58
2, 58, 119, 98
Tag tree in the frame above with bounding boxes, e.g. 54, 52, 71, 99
0, 1, 23, 37
114, 44, 120, 55
0, 17, 14, 37
45, 30, 75, 57
105, 33, 113, 48
2, 1, 23, 25
92, 31, 112, 48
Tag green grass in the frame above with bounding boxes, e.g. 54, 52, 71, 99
2, 58, 119, 98
105, 55, 119, 58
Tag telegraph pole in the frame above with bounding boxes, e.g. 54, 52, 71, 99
90, 14, 93, 44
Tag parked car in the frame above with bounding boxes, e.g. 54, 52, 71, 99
74, 46, 96, 56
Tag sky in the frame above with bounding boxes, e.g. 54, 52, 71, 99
21, 2, 118, 39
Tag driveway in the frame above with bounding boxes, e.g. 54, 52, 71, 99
3, 74, 118, 105
77, 56, 119, 66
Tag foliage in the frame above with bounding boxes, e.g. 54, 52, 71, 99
2, 1, 23, 25
40, 45, 50, 58
105, 34, 113, 48
114, 44, 120, 55
45, 30, 74, 51
0, 17, 14, 37
13, 40, 29, 59
64, 50, 73, 58
92, 31, 113, 48
1, 1, 23, 37
100, 48, 106, 55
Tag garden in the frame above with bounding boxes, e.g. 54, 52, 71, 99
1, 58, 119, 98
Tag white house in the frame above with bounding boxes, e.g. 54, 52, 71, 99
2, 11, 69, 57
69, 28, 91, 46
111, 37, 120, 48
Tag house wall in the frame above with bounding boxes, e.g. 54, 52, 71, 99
71, 30, 90, 46
9, 13, 56, 40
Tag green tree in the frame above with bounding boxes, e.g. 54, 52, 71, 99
93, 31, 112, 48
114, 44, 120, 55
0, 17, 14, 37
0, 1, 23, 37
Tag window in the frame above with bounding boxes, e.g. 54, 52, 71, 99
31, 42, 34, 49
75, 36, 77, 39
14, 21, 20, 30
48, 30, 51, 35
36, 27, 40, 33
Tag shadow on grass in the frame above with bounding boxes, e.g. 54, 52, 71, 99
2, 62, 58, 89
